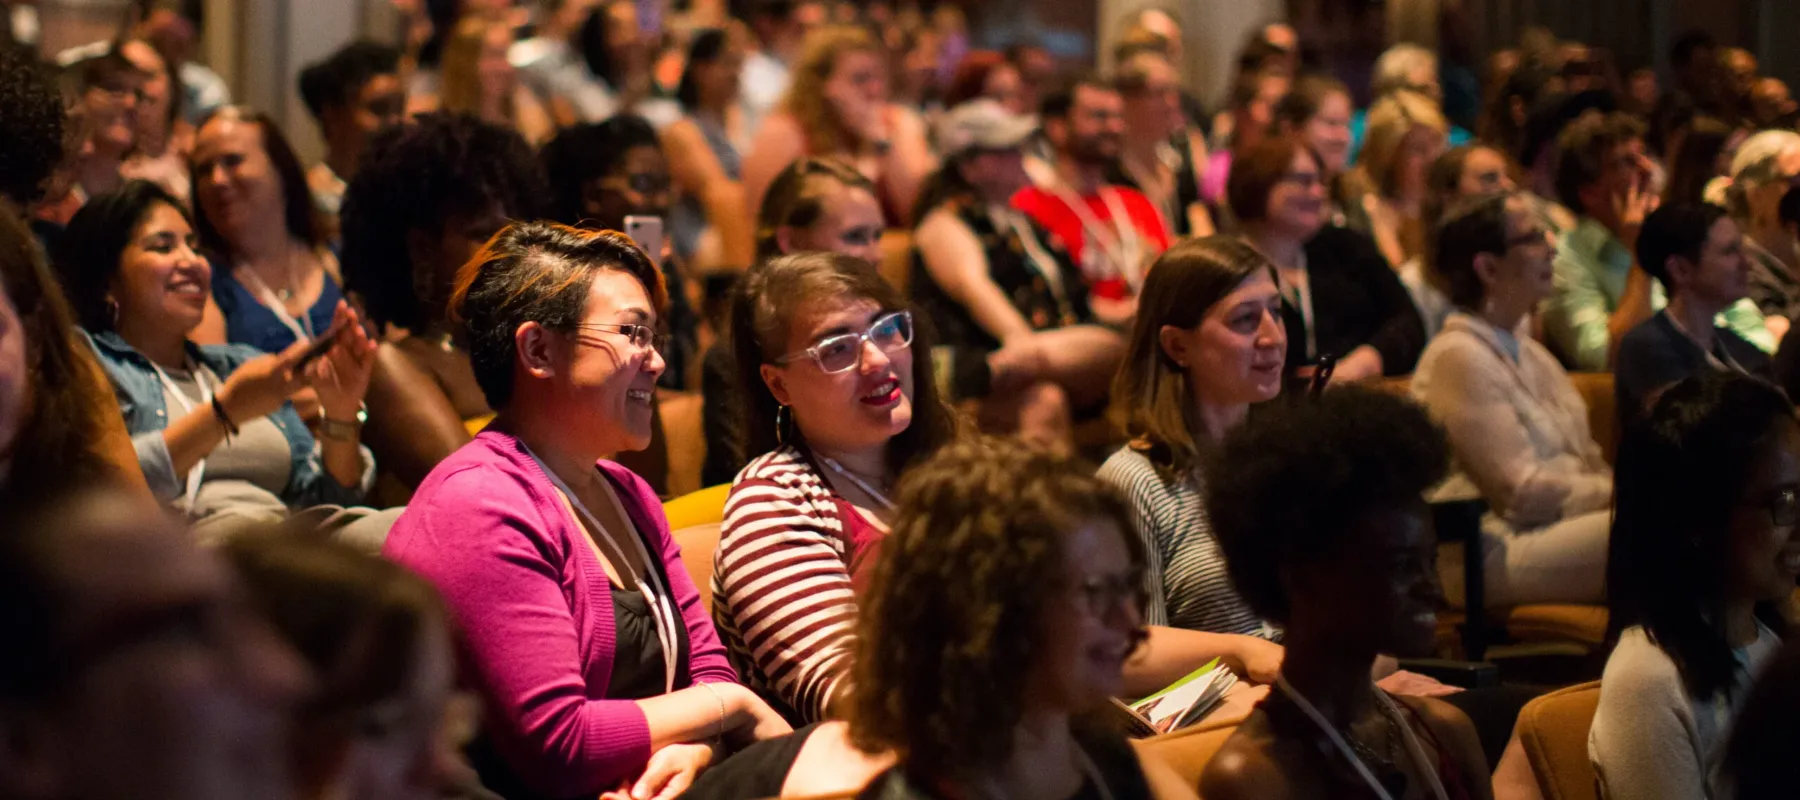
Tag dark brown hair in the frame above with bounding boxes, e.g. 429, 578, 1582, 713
0, 201, 119, 499
1552, 110, 1646, 211
450, 221, 667, 410
221, 534, 449, 797
1272, 73, 1350, 133
191, 106, 323, 257
728, 251, 954, 477
1110, 236, 1277, 478
1226, 134, 1324, 224
846, 437, 1144, 779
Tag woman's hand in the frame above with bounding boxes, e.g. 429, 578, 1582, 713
825, 82, 886, 145
628, 742, 715, 800
310, 301, 378, 422
1224, 636, 1285, 685
715, 682, 793, 748
216, 339, 313, 424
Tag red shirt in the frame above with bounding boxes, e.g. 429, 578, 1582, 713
1012, 184, 1172, 300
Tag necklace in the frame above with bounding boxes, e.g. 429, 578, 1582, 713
817, 454, 896, 511
1274, 676, 1451, 800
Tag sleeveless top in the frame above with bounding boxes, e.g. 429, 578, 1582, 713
671, 113, 743, 262
1260, 691, 1476, 800
212, 260, 344, 353
910, 195, 1093, 354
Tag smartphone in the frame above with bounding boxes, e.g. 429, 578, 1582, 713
624, 215, 664, 265
1308, 352, 1338, 397
294, 319, 351, 370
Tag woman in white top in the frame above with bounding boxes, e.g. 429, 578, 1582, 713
1591, 371, 1798, 799
1411, 192, 1613, 608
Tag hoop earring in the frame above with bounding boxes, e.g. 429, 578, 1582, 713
775, 404, 791, 445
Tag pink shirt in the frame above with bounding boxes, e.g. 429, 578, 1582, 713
385, 431, 737, 797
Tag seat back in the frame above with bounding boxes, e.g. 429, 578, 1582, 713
664, 483, 732, 531
670, 522, 722, 612
1516, 680, 1602, 800
1568, 372, 1616, 465
1135, 719, 1241, 792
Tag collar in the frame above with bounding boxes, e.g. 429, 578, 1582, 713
1441, 310, 1527, 355
1561, 216, 1634, 275
87, 329, 224, 372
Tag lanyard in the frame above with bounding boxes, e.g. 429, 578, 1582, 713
235, 265, 316, 345
818, 454, 896, 512
149, 358, 212, 511
1051, 184, 1145, 294
1274, 677, 1452, 800
525, 446, 681, 694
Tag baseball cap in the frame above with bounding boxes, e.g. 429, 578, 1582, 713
936, 99, 1038, 158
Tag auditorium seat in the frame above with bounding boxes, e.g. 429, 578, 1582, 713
670, 522, 722, 612
664, 483, 731, 530
1515, 681, 1602, 800
879, 229, 912, 295
1567, 372, 1616, 464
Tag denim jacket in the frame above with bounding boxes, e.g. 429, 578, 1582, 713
85, 329, 375, 507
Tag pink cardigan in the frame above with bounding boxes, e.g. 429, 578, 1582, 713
384, 431, 738, 797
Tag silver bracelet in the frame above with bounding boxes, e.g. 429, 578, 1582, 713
696, 682, 727, 742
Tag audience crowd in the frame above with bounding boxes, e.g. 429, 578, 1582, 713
5, 2, 1800, 798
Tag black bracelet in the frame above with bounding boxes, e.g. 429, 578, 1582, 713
211, 396, 239, 438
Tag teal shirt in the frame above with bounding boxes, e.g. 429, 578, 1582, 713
1545, 217, 1773, 371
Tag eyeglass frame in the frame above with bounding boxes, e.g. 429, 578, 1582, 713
570, 322, 667, 354
1744, 486, 1800, 527
770, 310, 914, 374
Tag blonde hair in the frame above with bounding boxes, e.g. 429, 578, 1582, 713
1371, 43, 1437, 97
1725, 129, 1800, 219
783, 25, 884, 156
440, 15, 514, 122
1357, 90, 1448, 200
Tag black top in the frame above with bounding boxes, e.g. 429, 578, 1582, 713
854, 725, 1151, 800
910, 195, 1093, 355
1283, 225, 1426, 377
1113, 133, 1205, 238
682, 723, 824, 800
1615, 310, 1773, 424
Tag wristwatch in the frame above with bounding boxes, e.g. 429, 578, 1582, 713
318, 416, 362, 442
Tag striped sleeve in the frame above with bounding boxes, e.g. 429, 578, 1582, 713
1097, 448, 1171, 627
712, 452, 856, 722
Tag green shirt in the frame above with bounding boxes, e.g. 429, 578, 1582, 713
1545, 217, 1773, 371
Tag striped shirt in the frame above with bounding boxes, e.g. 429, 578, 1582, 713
711, 446, 883, 723
1096, 446, 1278, 640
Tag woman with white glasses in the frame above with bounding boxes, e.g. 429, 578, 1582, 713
712, 251, 958, 724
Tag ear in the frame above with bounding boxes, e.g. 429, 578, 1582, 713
514, 321, 559, 382
1157, 324, 1191, 369
1665, 254, 1695, 290
774, 226, 799, 256
759, 362, 793, 407
0, 710, 61, 798
1471, 251, 1502, 289
405, 228, 439, 281
1043, 116, 1069, 147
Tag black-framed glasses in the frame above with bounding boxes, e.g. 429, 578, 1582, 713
1746, 487, 1800, 527
602, 173, 673, 196
1066, 570, 1148, 617
773, 310, 912, 373
572, 322, 666, 353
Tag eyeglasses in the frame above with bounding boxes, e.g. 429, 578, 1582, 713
602, 173, 673, 196
572, 322, 666, 353
772, 310, 912, 373
1745, 487, 1799, 527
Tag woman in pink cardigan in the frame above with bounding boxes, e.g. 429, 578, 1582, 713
385, 222, 789, 800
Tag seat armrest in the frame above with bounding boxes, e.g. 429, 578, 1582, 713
1394, 657, 1501, 689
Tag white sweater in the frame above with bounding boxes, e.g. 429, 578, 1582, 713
1589, 624, 1781, 799
1411, 312, 1613, 531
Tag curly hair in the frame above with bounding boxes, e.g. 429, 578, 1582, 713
539, 115, 660, 227
846, 437, 1144, 778
449, 221, 666, 410
1552, 110, 1646, 212
783, 25, 883, 156
0, 45, 66, 206
1206, 386, 1449, 625
1609, 372, 1795, 702
339, 113, 547, 332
